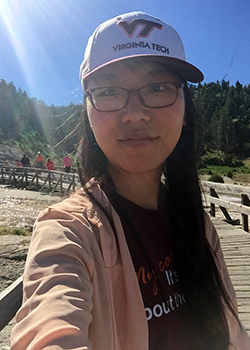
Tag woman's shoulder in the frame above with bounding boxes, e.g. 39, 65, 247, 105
29, 179, 114, 253
49, 187, 93, 212
36, 179, 110, 226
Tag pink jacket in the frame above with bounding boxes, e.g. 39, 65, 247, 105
11, 179, 250, 350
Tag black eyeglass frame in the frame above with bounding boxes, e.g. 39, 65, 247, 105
85, 81, 185, 112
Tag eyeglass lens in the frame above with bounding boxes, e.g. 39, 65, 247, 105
88, 82, 182, 111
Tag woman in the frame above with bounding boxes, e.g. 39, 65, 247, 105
11, 11, 250, 350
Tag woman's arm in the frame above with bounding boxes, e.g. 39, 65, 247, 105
11, 207, 97, 350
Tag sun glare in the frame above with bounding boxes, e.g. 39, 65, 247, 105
0, 1, 36, 90
0, 0, 76, 142
0, 0, 83, 104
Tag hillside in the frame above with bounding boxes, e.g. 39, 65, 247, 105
0, 144, 24, 166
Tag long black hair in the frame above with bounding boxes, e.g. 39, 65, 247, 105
77, 83, 239, 350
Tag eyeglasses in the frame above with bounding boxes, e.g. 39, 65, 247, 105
85, 81, 184, 112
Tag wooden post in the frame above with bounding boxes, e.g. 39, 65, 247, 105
48, 173, 52, 191
7, 168, 14, 184
13, 168, 16, 183
210, 188, 216, 216
210, 187, 234, 222
36, 170, 39, 189
60, 173, 63, 195
24, 168, 28, 183
241, 194, 250, 232
0, 167, 4, 184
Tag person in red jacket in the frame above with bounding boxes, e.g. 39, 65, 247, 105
63, 153, 72, 173
35, 152, 44, 168
46, 157, 55, 179
46, 157, 55, 171
15, 159, 22, 167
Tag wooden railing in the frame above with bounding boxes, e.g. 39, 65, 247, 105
0, 277, 22, 332
201, 181, 250, 232
1, 181, 250, 332
0, 166, 79, 195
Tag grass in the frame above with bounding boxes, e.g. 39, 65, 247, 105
243, 158, 250, 167
0, 226, 30, 236
234, 173, 250, 184
199, 163, 250, 184
198, 165, 235, 177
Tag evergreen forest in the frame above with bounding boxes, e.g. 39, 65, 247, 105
1, 78, 250, 175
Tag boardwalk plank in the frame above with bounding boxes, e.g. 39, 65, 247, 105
210, 215, 250, 335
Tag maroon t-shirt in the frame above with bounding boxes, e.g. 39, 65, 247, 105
112, 193, 193, 350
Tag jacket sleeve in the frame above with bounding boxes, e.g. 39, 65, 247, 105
11, 207, 99, 350
205, 213, 250, 350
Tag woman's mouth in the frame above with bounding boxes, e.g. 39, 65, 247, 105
120, 133, 157, 148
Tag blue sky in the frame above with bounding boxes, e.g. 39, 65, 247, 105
0, 0, 249, 106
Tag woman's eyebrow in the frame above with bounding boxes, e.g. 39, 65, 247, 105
91, 73, 119, 83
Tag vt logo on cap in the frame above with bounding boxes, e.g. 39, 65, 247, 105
118, 19, 163, 38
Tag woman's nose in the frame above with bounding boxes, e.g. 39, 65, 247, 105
120, 91, 150, 123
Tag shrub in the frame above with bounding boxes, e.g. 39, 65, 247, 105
198, 168, 212, 175
237, 165, 250, 174
208, 174, 224, 183
225, 170, 234, 178
0, 227, 29, 236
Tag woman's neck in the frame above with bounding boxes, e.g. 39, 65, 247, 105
107, 166, 162, 210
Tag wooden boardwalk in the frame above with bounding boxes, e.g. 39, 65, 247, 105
210, 215, 250, 335
0, 166, 79, 195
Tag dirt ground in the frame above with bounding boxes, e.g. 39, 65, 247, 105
0, 185, 63, 349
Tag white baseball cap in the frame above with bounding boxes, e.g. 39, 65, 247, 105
80, 11, 204, 83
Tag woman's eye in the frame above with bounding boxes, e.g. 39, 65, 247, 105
98, 88, 119, 97
149, 84, 166, 93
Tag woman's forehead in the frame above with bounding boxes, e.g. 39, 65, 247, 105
85, 58, 179, 85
